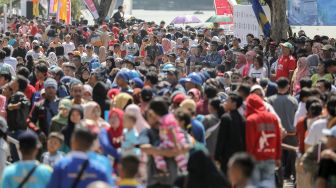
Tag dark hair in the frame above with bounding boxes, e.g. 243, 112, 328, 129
16, 75, 28, 92
228, 92, 243, 109
276, 77, 290, 89
72, 125, 96, 151
237, 84, 250, 98
299, 77, 313, 89
121, 155, 140, 178
254, 54, 263, 67
209, 97, 225, 117
0, 71, 11, 82
35, 63, 48, 73
145, 71, 158, 85
148, 97, 169, 116
327, 95, 336, 117
229, 152, 255, 178
174, 109, 191, 128
299, 88, 312, 101
316, 78, 332, 91
3, 47, 11, 57
0, 50, 6, 60
204, 85, 218, 99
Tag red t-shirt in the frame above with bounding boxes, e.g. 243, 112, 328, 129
25, 84, 36, 100
276, 55, 296, 79
30, 25, 38, 36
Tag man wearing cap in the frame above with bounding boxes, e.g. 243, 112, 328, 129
28, 78, 60, 139
62, 35, 75, 58
180, 72, 203, 92
321, 44, 334, 61
204, 40, 222, 67
1, 131, 52, 188
315, 126, 336, 188
275, 42, 296, 81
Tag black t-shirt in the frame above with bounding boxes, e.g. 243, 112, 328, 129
318, 158, 336, 187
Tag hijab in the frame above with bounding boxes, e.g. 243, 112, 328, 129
187, 88, 201, 102
47, 52, 58, 66
293, 57, 309, 94
242, 50, 256, 76
124, 104, 149, 133
114, 92, 134, 110
107, 108, 124, 148
92, 81, 109, 117
99, 46, 107, 63
61, 105, 84, 147
235, 53, 246, 70
162, 38, 172, 53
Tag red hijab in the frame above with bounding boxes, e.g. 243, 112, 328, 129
107, 108, 124, 148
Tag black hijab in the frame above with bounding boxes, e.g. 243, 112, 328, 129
61, 105, 84, 147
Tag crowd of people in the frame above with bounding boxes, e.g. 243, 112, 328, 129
0, 6, 336, 188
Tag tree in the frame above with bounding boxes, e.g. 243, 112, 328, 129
264, 0, 288, 42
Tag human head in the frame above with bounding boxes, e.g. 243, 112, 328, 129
322, 126, 336, 149
18, 130, 40, 158
237, 84, 251, 100
70, 81, 84, 101
69, 105, 84, 125
305, 97, 323, 118
174, 108, 191, 130
280, 42, 293, 56
228, 153, 255, 187
10, 75, 28, 93
146, 97, 169, 127
224, 92, 243, 112
316, 78, 332, 93
145, 71, 158, 86
71, 124, 96, 152
0, 71, 11, 87
253, 54, 263, 68
119, 155, 140, 179
44, 78, 58, 100
208, 97, 225, 117
47, 132, 64, 154
276, 77, 290, 94
35, 63, 48, 80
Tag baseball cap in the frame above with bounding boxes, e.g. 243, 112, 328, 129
322, 44, 334, 51
179, 72, 203, 86
280, 42, 293, 49
250, 84, 265, 97
322, 126, 336, 137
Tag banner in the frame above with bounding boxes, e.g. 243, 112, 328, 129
83, 0, 100, 19
288, 0, 336, 26
214, 0, 233, 15
251, 0, 271, 37
57, 0, 71, 24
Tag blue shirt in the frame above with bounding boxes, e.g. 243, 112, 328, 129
47, 152, 113, 188
1, 161, 52, 188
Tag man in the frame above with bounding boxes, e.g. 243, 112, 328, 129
112, 6, 125, 26
245, 94, 281, 186
12, 39, 27, 59
68, 80, 86, 105
144, 71, 159, 88
62, 35, 76, 57
275, 42, 296, 81
228, 152, 256, 188
3, 47, 17, 72
139, 98, 189, 188
145, 36, 163, 65
215, 92, 246, 174
34, 62, 49, 91
26, 44, 44, 61
321, 44, 334, 61
27, 78, 60, 138
62, 62, 76, 77
316, 126, 336, 188
114, 70, 132, 94
82, 45, 99, 64
117, 155, 143, 188
204, 41, 222, 67
1, 131, 52, 188
268, 78, 298, 181
47, 124, 113, 188
316, 78, 332, 93
0, 71, 11, 88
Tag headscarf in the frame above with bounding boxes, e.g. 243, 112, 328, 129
113, 93, 133, 110
107, 108, 124, 148
51, 99, 72, 126
162, 38, 172, 53
47, 52, 58, 66
235, 53, 246, 70
83, 101, 102, 120
293, 57, 309, 95
61, 105, 84, 147
99, 46, 107, 63
125, 104, 150, 133
242, 50, 256, 77
92, 81, 109, 117
187, 88, 201, 102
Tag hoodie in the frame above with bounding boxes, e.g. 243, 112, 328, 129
245, 94, 281, 161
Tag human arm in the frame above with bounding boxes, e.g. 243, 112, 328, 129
98, 128, 120, 160
140, 144, 190, 157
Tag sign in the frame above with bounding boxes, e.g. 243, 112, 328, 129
214, 0, 233, 15
288, 0, 336, 26
83, 0, 100, 19
233, 5, 270, 45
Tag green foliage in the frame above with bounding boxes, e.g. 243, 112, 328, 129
0, 0, 10, 4
71, 0, 81, 20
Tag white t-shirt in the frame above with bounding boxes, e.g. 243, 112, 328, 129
62, 42, 76, 55
248, 66, 267, 78
305, 118, 327, 146
122, 43, 139, 56
294, 102, 307, 127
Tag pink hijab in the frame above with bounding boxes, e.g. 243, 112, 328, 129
124, 104, 149, 133
162, 38, 172, 53
242, 50, 256, 77
293, 57, 309, 94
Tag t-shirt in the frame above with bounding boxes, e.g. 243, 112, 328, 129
62, 42, 76, 55
122, 43, 139, 56
318, 158, 336, 188
248, 66, 267, 79
305, 118, 327, 146
1, 161, 52, 188
275, 55, 296, 79
41, 151, 64, 167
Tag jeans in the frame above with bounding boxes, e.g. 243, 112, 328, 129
253, 160, 276, 188
9, 130, 25, 162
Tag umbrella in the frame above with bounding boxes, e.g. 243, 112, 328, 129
206, 15, 233, 23
171, 15, 201, 24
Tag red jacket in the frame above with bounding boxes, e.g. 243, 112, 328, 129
245, 94, 281, 161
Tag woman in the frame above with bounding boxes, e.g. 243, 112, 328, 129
311, 61, 333, 86
113, 92, 134, 110
234, 53, 246, 74
248, 54, 267, 79
50, 99, 71, 133
83, 101, 110, 128
80, 67, 90, 84
61, 105, 84, 152
242, 50, 256, 77
203, 98, 225, 157
292, 57, 309, 95
99, 46, 107, 63
47, 52, 58, 66
122, 35, 139, 56
107, 108, 124, 149
124, 104, 149, 134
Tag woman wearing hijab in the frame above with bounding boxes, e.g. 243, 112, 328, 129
92, 81, 109, 118
99, 46, 107, 63
234, 53, 246, 75
242, 50, 256, 77
47, 52, 58, 66
61, 105, 84, 152
113, 92, 134, 110
49, 99, 72, 133
107, 108, 124, 149
79, 67, 90, 84
124, 104, 149, 134
291, 57, 309, 95
83, 101, 110, 128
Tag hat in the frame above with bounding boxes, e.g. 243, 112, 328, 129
63, 62, 76, 70
180, 99, 197, 113
85, 44, 93, 49
322, 126, 336, 137
322, 44, 334, 51
250, 84, 265, 97
44, 78, 58, 90
0, 116, 8, 133
210, 40, 219, 46
83, 84, 93, 96
172, 93, 186, 104
212, 36, 220, 43
131, 77, 144, 88
179, 72, 203, 86
167, 52, 177, 58
141, 87, 153, 101
59, 99, 72, 110
116, 70, 129, 82
18, 130, 40, 149
280, 42, 293, 49
182, 37, 189, 42
48, 132, 64, 142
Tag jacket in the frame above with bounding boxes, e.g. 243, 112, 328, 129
245, 94, 281, 161
6, 92, 31, 131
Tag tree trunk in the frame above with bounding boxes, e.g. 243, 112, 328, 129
94, 0, 113, 20
269, 0, 288, 42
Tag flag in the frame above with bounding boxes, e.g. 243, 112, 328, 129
251, 0, 271, 37
57, 0, 71, 24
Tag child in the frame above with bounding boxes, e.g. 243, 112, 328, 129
122, 112, 140, 156
41, 132, 64, 167
117, 155, 144, 188
155, 113, 188, 173
228, 152, 255, 188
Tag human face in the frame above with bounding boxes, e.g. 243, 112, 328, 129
45, 87, 56, 99
317, 63, 325, 74
224, 97, 235, 112
71, 84, 83, 100
123, 114, 135, 129
0, 76, 9, 87
35, 69, 46, 80
145, 109, 160, 127
185, 82, 195, 91
304, 42, 312, 52
70, 110, 81, 124
109, 113, 120, 129
315, 82, 326, 93
59, 108, 69, 117
63, 67, 74, 77
81, 70, 90, 81
10, 80, 19, 93
88, 74, 97, 86
47, 137, 61, 154
228, 164, 243, 187
2, 84, 12, 98
281, 46, 290, 56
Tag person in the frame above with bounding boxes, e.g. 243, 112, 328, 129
47, 126, 113, 188
62, 35, 75, 57
33, 63, 49, 91
248, 53, 267, 79
228, 152, 256, 188
12, 39, 27, 59
245, 94, 281, 186
275, 42, 296, 81
117, 155, 144, 188
1, 131, 52, 188
0, 50, 15, 77
204, 41, 222, 67
3, 47, 18, 71
315, 78, 332, 93
41, 132, 64, 167
291, 57, 309, 95
215, 92, 246, 174
49, 99, 72, 133
311, 61, 333, 86
113, 6, 125, 26
268, 77, 298, 181
316, 126, 336, 188
0, 117, 9, 178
